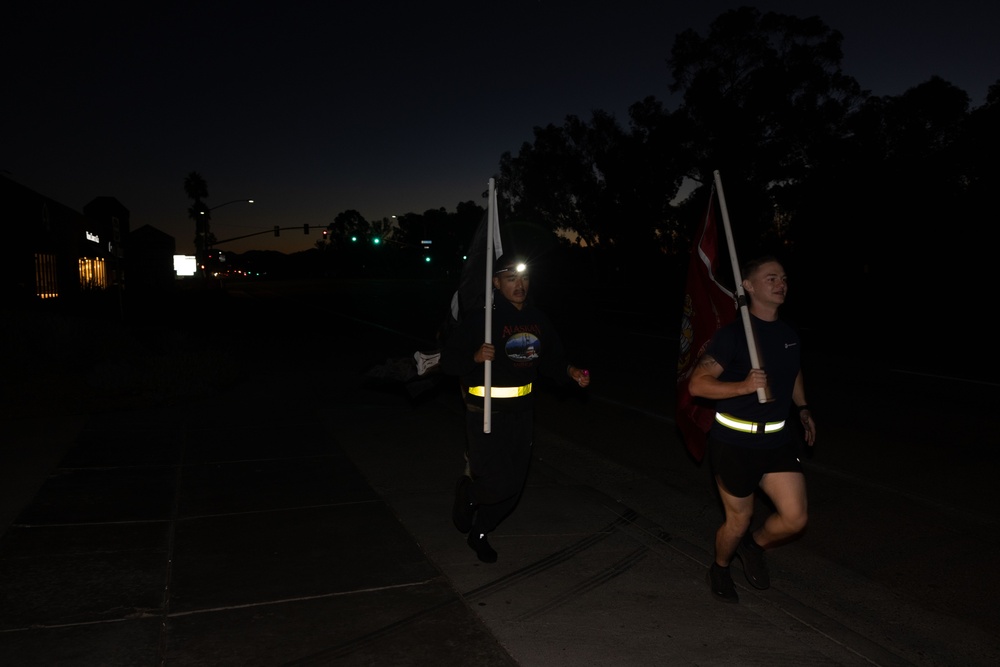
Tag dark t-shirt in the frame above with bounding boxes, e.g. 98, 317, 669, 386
440, 294, 568, 411
706, 314, 801, 448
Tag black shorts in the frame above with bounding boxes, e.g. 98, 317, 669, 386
708, 436, 803, 498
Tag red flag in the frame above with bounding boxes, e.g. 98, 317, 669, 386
676, 189, 736, 462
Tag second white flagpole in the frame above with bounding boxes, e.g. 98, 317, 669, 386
713, 170, 773, 404
483, 178, 496, 431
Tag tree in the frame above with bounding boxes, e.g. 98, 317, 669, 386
499, 121, 592, 242
668, 7, 864, 257
841, 77, 971, 326
327, 209, 369, 245
184, 171, 213, 264
370, 216, 395, 244
388, 203, 487, 275
961, 80, 1000, 203
498, 102, 689, 260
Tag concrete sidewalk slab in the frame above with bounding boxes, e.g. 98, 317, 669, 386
0, 379, 516, 666
326, 393, 914, 667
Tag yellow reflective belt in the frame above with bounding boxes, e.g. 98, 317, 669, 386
468, 383, 532, 398
715, 412, 785, 434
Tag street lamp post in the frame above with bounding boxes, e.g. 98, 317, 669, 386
197, 198, 254, 280
202, 199, 255, 214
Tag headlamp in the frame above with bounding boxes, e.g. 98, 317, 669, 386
495, 262, 528, 275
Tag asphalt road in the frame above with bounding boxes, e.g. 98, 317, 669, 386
187, 278, 1000, 665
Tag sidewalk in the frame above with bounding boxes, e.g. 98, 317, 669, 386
0, 365, 913, 666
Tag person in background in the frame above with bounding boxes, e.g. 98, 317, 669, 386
440, 254, 590, 563
688, 255, 816, 602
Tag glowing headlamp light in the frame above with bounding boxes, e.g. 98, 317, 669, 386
496, 262, 528, 275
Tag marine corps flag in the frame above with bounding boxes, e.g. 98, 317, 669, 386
676, 187, 736, 462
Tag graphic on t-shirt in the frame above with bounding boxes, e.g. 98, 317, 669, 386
506, 332, 540, 360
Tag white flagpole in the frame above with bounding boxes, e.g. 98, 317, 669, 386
483, 178, 496, 431
713, 170, 773, 403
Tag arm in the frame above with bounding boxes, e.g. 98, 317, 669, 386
688, 353, 768, 400
567, 365, 590, 388
792, 370, 816, 446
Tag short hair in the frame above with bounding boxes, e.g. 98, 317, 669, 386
741, 254, 781, 279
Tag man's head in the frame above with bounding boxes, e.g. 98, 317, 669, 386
493, 255, 530, 309
741, 255, 787, 308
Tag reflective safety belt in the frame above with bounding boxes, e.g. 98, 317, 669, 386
468, 383, 532, 398
715, 412, 785, 434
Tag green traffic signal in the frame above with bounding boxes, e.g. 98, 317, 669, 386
372, 237, 381, 245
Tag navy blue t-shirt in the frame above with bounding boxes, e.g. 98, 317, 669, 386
706, 315, 801, 448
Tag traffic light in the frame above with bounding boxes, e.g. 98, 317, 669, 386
274, 225, 280, 237
372, 237, 381, 246
303, 224, 309, 234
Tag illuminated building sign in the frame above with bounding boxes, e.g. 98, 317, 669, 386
86, 231, 100, 243
174, 255, 198, 277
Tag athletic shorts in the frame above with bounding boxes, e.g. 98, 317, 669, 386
708, 436, 803, 498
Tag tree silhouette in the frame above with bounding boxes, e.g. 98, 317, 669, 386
184, 171, 213, 266
307, 7, 992, 342
668, 6, 864, 258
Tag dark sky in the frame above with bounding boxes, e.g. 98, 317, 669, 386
5, 1, 998, 255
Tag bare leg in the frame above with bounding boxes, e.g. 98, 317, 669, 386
755, 471, 808, 548
714, 477, 754, 565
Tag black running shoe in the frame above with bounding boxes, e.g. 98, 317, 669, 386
467, 531, 498, 563
708, 563, 738, 603
736, 537, 770, 590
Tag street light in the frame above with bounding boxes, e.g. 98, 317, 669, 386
200, 199, 254, 215
196, 198, 254, 279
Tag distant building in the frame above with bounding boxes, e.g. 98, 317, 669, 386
1, 174, 174, 305
2, 175, 88, 303
128, 224, 176, 293
83, 195, 130, 290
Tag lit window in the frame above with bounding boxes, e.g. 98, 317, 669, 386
35, 253, 59, 299
78, 257, 108, 289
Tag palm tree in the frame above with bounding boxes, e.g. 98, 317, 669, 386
184, 171, 213, 264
